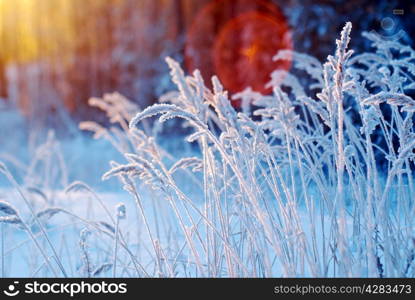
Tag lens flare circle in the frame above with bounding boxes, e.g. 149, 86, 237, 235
185, 0, 292, 98
213, 11, 291, 94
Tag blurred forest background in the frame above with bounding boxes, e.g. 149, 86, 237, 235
0, 0, 413, 129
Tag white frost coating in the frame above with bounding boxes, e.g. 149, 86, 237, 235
0, 22, 415, 277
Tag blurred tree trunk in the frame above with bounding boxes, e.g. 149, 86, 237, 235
0, 60, 6, 98
175, 0, 184, 38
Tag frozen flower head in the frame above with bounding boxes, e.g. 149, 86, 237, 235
80, 228, 91, 241
116, 203, 126, 220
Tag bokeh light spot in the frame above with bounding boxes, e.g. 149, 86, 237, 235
185, 0, 292, 102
